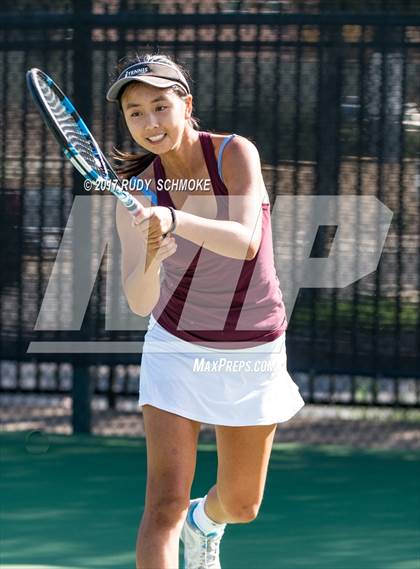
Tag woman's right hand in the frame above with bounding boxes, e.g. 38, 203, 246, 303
131, 213, 177, 270
145, 233, 178, 270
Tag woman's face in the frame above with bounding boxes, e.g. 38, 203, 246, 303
121, 82, 192, 153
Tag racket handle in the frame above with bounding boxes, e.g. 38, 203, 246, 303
132, 206, 144, 218
113, 188, 144, 216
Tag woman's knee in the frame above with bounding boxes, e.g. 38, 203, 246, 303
141, 405, 200, 525
143, 492, 190, 527
216, 490, 261, 523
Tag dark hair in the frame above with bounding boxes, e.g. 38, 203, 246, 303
111, 53, 199, 179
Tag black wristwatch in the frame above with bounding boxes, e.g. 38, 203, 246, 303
165, 206, 177, 235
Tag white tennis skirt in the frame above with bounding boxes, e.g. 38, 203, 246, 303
138, 314, 305, 426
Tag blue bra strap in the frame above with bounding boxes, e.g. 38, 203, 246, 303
217, 133, 236, 183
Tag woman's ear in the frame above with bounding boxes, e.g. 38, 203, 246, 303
184, 94, 193, 120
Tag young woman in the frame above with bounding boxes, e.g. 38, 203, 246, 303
108, 53, 305, 569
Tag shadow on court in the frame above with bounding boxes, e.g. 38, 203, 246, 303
1, 432, 419, 569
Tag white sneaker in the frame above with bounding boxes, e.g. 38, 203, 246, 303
180, 498, 225, 569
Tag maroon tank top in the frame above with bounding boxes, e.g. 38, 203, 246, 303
151, 131, 287, 349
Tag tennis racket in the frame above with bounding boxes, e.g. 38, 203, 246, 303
26, 67, 157, 214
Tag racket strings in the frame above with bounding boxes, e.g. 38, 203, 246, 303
28, 68, 141, 215
39, 77, 108, 177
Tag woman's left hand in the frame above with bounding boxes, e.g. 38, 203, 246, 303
131, 206, 173, 239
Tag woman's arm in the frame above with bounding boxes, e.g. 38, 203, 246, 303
177, 136, 265, 260
134, 136, 265, 261
116, 198, 176, 316
123, 258, 162, 317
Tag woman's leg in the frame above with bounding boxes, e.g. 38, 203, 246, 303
136, 404, 201, 569
205, 423, 278, 524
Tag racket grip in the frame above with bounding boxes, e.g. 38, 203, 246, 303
132, 203, 144, 217
166, 206, 177, 234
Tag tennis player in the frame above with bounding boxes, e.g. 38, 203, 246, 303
108, 54, 305, 569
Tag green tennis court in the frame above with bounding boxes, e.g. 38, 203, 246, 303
1, 432, 419, 569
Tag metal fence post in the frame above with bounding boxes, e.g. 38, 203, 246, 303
71, 0, 93, 435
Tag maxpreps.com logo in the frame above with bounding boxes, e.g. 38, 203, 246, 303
124, 64, 150, 78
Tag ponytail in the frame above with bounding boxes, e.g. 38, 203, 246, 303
112, 147, 155, 179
